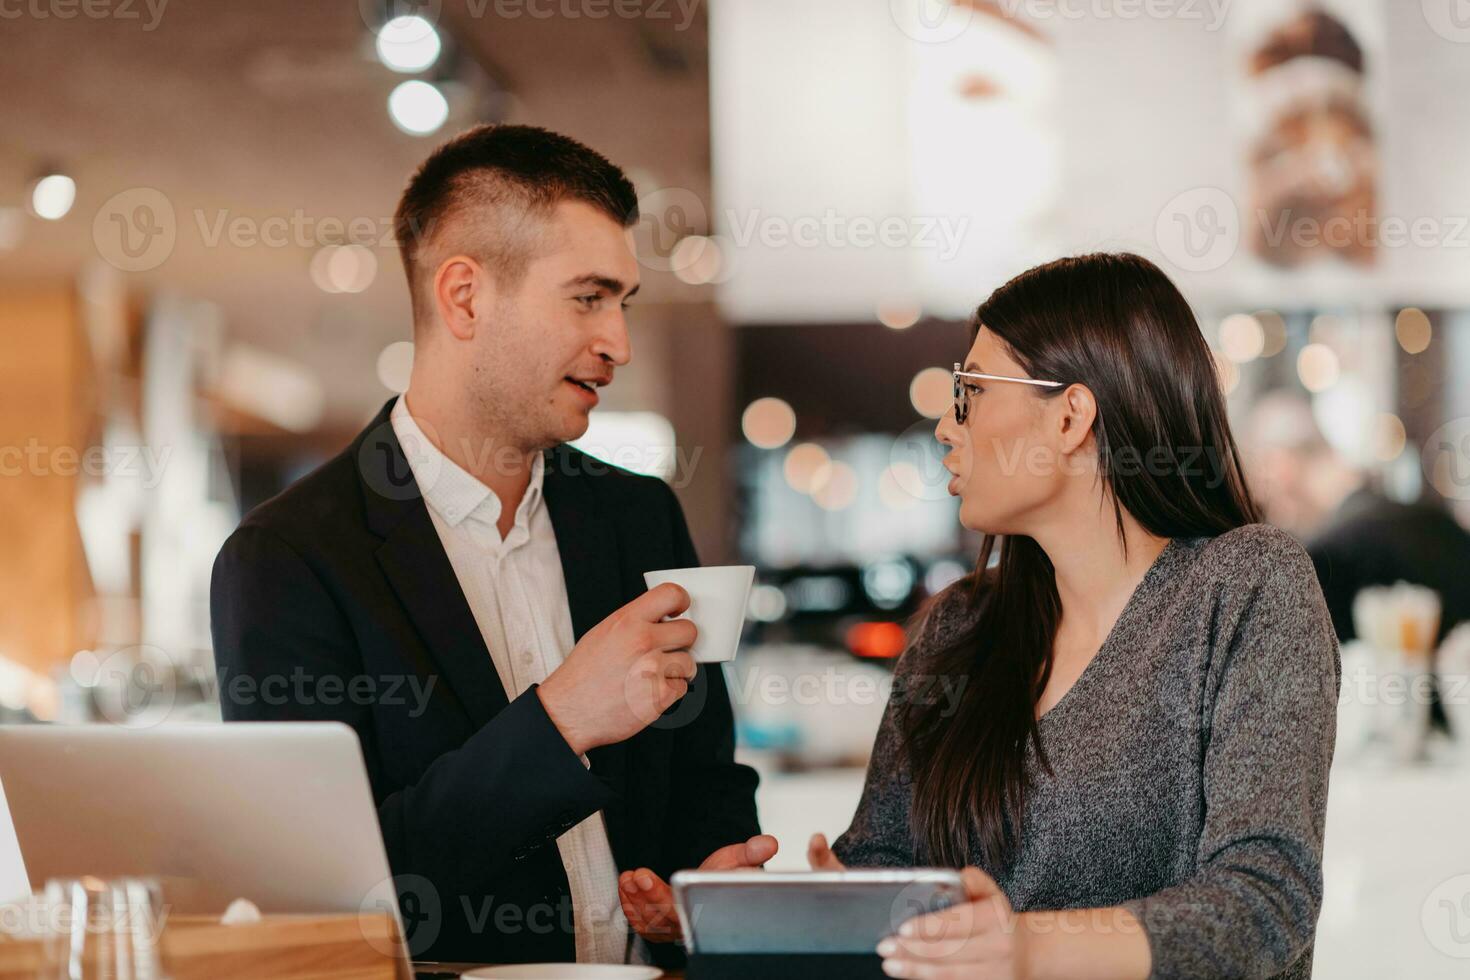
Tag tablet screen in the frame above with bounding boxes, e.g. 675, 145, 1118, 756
671, 870, 967, 955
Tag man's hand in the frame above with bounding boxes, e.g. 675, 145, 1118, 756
537, 583, 698, 755
618, 835, 780, 944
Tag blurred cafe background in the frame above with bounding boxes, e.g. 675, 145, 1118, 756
4, 0, 1470, 975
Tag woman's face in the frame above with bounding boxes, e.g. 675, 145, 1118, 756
935, 327, 1072, 534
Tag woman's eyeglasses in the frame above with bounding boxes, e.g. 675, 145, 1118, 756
952, 362, 1066, 424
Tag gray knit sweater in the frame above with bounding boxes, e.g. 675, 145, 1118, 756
832, 524, 1340, 979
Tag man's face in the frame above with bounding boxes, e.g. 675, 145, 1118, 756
469, 199, 640, 450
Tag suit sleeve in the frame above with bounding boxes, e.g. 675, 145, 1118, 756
655, 481, 761, 873
1306, 534, 1359, 642
210, 523, 615, 900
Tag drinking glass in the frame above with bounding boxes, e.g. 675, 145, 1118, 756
39, 877, 168, 980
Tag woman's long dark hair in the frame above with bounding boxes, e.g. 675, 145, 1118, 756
900, 252, 1259, 870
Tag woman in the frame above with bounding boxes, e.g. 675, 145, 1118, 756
809, 253, 1339, 980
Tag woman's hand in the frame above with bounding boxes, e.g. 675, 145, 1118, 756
876, 866, 1031, 980
807, 832, 846, 870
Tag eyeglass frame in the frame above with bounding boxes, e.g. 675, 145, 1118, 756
952, 362, 1066, 424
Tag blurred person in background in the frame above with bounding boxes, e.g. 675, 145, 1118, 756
809, 253, 1338, 980
1245, 390, 1470, 647
210, 124, 771, 968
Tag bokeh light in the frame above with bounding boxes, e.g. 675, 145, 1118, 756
1395, 308, 1432, 354
813, 460, 858, 511
375, 15, 442, 73
1297, 343, 1339, 393
1219, 314, 1264, 363
876, 301, 921, 330
376, 341, 414, 393
783, 442, 832, 495
671, 236, 724, 285
388, 80, 449, 135
30, 174, 76, 220
310, 244, 377, 293
1372, 412, 1406, 462
1255, 310, 1287, 357
909, 366, 952, 418
742, 397, 797, 450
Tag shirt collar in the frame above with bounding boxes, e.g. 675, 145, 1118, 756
389, 395, 545, 531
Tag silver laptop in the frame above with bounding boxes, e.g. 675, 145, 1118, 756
0, 722, 409, 973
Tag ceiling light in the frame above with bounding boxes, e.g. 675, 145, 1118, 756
31, 174, 76, 220
375, 15, 441, 73
388, 80, 449, 136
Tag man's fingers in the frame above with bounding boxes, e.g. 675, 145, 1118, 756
649, 677, 688, 714
650, 617, 698, 653
741, 833, 779, 867
659, 650, 697, 680
618, 868, 681, 942
701, 834, 779, 870
624, 867, 670, 900
635, 582, 691, 621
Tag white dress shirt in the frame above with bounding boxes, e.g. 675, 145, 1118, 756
391, 395, 629, 964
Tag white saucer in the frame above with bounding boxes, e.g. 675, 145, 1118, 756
462, 966, 662, 979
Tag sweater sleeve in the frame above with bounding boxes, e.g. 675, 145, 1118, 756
1121, 528, 1340, 979
833, 587, 975, 868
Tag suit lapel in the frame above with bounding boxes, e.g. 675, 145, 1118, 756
358, 401, 507, 730
375, 506, 509, 730
542, 446, 631, 851
357, 415, 635, 854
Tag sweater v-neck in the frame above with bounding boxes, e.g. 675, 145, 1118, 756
1036, 536, 1185, 726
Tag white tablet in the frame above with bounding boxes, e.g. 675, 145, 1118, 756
670, 869, 968, 955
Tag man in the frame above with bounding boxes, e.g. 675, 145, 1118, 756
210, 124, 773, 967
1245, 390, 1470, 729
1245, 391, 1470, 645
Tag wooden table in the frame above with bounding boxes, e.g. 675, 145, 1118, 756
0, 913, 404, 980
0, 910, 688, 980
422, 967, 681, 978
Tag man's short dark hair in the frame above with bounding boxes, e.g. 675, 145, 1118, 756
393, 124, 639, 323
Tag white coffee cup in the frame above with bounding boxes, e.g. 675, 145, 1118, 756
641, 565, 755, 664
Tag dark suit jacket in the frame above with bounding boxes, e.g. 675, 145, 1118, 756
210, 400, 760, 965
1307, 488, 1470, 644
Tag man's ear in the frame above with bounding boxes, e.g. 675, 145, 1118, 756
432, 254, 488, 341
1057, 383, 1098, 454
